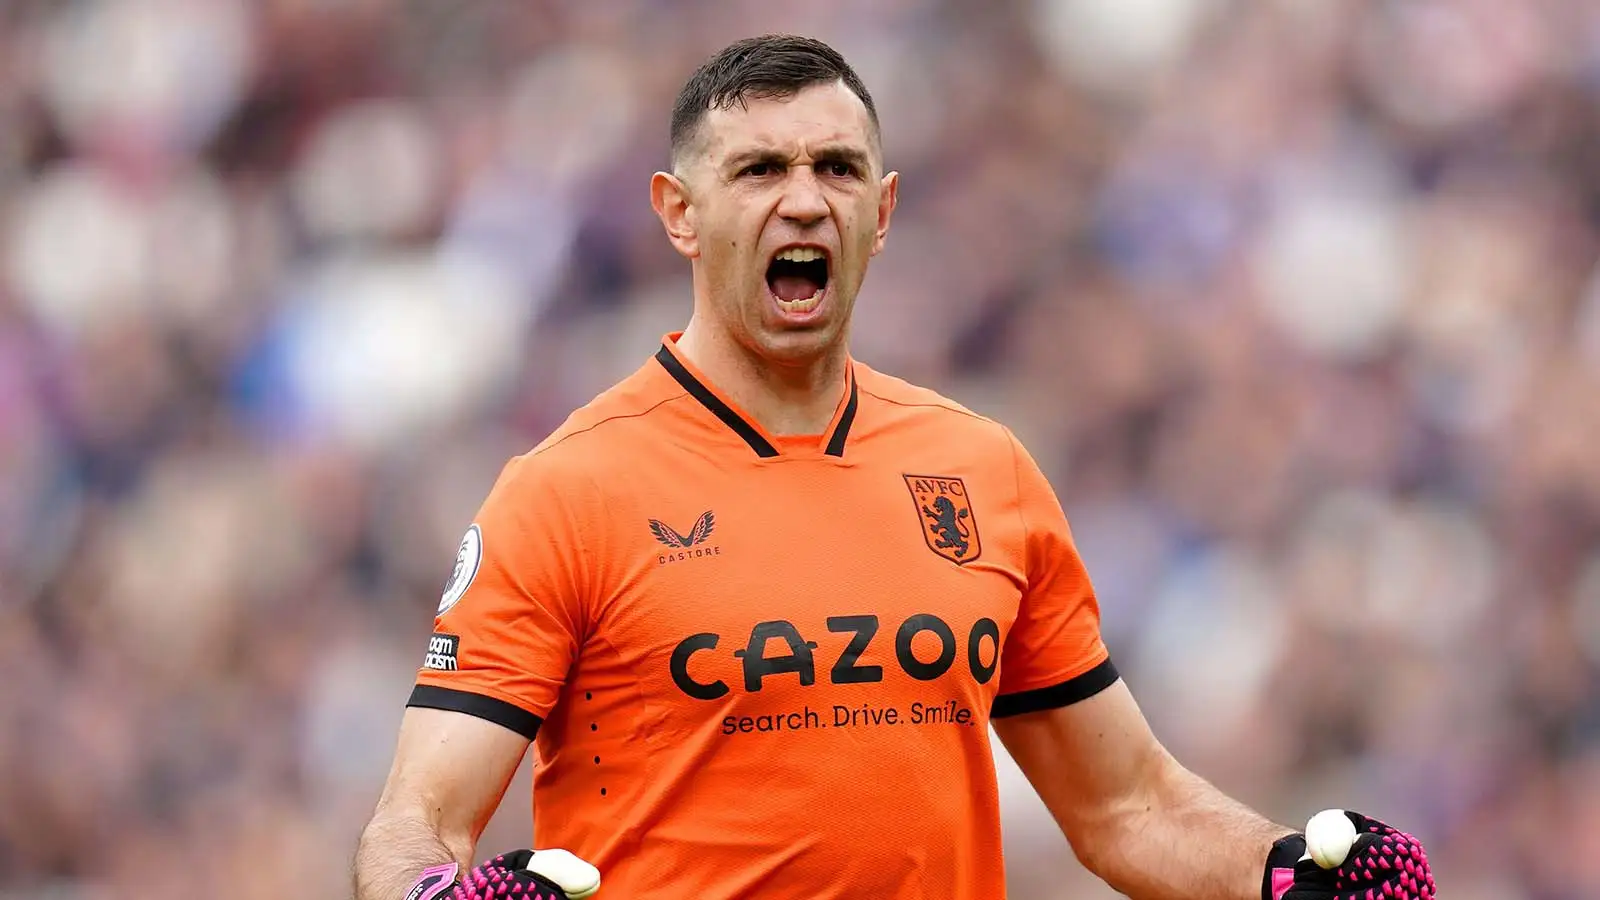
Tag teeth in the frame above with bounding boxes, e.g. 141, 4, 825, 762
776, 290, 822, 313
776, 247, 825, 263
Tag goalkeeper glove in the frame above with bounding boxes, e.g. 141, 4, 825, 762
1264, 811, 1435, 900
405, 849, 601, 900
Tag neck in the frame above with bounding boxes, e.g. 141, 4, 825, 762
675, 320, 849, 437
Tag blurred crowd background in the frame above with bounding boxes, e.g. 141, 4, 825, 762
2, 0, 1599, 897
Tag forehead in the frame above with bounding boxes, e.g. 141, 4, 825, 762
699, 80, 876, 160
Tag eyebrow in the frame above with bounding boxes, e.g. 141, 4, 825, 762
722, 144, 875, 173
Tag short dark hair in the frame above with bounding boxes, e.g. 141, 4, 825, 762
669, 34, 880, 168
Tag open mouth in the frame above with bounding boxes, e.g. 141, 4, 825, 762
766, 247, 830, 314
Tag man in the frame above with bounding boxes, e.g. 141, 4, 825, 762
354, 35, 1436, 900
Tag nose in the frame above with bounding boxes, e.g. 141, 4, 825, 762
776, 165, 829, 226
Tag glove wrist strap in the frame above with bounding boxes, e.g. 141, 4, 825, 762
404, 862, 460, 900
1263, 832, 1306, 900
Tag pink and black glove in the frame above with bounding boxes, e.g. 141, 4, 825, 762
405, 850, 601, 900
1264, 812, 1435, 900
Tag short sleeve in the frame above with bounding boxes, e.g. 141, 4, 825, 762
991, 430, 1117, 718
407, 452, 591, 740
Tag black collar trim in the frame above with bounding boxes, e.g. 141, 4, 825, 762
654, 345, 860, 458
824, 375, 859, 458
655, 345, 779, 457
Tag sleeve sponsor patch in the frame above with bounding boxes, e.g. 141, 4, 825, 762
423, 633, 460, 671
437, 524, 483, 614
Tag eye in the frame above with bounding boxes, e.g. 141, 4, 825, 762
822, 161, 855, 178
741, 163, 776, 177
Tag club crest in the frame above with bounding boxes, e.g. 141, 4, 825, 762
904, 475, 981, 565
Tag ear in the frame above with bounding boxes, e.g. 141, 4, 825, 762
871, 171, 899, 257
651, 171, 699, 259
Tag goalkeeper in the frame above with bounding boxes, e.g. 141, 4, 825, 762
353, 34, 1436, 900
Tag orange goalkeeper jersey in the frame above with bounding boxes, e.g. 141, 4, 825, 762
410, 334, 1115, 899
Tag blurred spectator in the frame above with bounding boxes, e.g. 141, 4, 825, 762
2, 1, 1598, 897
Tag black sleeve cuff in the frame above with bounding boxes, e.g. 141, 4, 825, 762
991, 658, 1120, 718
407, 684, 544, 740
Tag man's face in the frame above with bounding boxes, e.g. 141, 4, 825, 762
657, 81, 897, 365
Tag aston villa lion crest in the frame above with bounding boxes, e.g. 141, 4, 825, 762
904, 475, 980, 565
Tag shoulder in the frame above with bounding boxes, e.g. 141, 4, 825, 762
856, 362, 1017, 450
501, 361, 687, 488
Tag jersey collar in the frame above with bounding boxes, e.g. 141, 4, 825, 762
653, 333, 859, 459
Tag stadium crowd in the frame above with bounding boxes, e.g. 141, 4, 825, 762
2, 0, 1599, 897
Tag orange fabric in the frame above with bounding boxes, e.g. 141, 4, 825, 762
413, 334, 1109, 899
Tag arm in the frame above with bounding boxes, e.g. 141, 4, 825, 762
353, 707, 531, 900
993, 679, 1292, 900
993, 431, 1433, 900
353, 451, 601, 898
